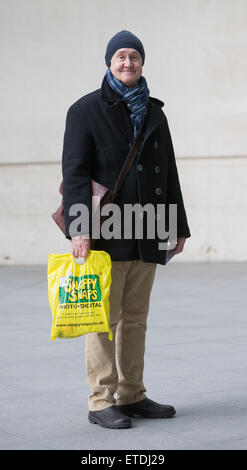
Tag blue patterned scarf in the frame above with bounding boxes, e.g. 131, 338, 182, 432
106, 68, 150, 140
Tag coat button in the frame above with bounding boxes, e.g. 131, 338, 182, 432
154, 141, 158, 149
137, 164, 143, 172
155, 165, 160, 173
155, 187, 162, 195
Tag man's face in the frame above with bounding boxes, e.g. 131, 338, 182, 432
110, 48, 143, 88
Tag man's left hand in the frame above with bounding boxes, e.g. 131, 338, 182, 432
169, 237, 186, 255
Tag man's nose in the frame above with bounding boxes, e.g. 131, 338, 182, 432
124, 56, 132, 66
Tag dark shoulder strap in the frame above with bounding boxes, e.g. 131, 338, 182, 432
112, 102, 150, 199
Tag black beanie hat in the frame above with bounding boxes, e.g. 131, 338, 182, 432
105, 30, 145, 67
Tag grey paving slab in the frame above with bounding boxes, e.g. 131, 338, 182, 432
0, 262, 247, 450
0, 430, 37, 451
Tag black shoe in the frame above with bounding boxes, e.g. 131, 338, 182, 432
116, 398, 176, 419
88, 405, 132, 429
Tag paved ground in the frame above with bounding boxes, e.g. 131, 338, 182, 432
0, 261, 247, 450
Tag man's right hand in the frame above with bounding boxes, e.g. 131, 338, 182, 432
71, 234, 90, 260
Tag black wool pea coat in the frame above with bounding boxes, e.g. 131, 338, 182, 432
62, 76, 191, 265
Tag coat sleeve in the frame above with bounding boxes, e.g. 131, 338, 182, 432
164, 117, 191, 239
62, 104, 94, 240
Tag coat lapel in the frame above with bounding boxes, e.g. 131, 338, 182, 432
107, 101, 134, 143
101, 76, 133, 142
141, 99, 165, 146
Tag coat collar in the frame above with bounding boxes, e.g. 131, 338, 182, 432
100, 76, 165, 145
100, 75, 165, 108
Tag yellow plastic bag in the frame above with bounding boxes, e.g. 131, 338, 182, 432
47, 250, 113, 341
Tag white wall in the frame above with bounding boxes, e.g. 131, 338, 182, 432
0, 0, 246, 264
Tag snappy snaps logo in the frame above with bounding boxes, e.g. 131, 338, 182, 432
59, 274, 101, 304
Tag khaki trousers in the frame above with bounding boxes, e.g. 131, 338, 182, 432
85, 260, 157, 411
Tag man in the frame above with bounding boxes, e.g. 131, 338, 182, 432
62, 30, 191, 429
